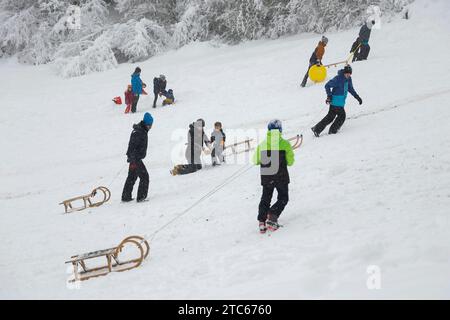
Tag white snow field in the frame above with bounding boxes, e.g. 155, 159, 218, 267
1, 0, 449, 299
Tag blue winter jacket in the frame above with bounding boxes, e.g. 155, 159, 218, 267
131, 73, 143, 95
325, 70, 359, 107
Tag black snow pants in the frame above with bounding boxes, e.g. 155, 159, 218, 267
153, 92, 159, 108
357, 44, 371, 61
258, 182, 289, 222
131, 94, 140, 113
350, 40, 361, 62
122, 160, 149, 201
313, 106, 346, 135
301, 63, 314, 87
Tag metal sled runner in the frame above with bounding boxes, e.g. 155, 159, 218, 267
59, 186, 111, 213
66, 236, 150, 282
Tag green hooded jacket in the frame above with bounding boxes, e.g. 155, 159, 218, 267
253, 130, 295, 185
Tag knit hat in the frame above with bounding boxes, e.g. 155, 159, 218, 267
321, 36, 329, 45
135, 67, 141, 74
268, 119, 282, 132
143, 112, 153, 125
343, 65, 353, 74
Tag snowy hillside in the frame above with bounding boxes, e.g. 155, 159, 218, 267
1, 0, 449, 299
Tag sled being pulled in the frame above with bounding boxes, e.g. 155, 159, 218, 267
60, 186, 111, 214
224, 138, 254, 156
66, 236, 150, 282
223, 134, 303, 157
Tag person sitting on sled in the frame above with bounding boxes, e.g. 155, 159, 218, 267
161, 89, 175, 106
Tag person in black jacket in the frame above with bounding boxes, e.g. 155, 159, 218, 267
352, 20, 375, 61
153, 75, 167, 108
121, 112, 153, 202
170, 119, 211, 176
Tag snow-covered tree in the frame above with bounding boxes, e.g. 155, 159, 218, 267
172, 1, 208, 47
0, 0, 414, 77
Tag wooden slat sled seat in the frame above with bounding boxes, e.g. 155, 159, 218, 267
59, 186, 111, 213
66, 236, 150, 282
324, 60, 348, 68
223, 138, 254, 156
223, 134, 303, 156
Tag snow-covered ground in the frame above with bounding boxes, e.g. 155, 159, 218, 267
1, 0, 449, 299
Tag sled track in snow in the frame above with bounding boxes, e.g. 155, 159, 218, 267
348, 88, 450, 121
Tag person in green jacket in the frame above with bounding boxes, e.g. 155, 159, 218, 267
253, 120, 295, 233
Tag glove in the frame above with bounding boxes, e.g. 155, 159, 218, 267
356, 96, 363, 105
129, 162, 138, 170
326, 96, 332, 105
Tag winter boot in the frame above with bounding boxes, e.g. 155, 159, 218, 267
170, 165, 180, 176
259, 222, 267, 234
311, 127, 320, 137
266, 214, 280, 232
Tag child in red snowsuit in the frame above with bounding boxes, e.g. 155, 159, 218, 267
124, 85, 134, 114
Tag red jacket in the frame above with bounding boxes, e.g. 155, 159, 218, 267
125, 90, 134, 105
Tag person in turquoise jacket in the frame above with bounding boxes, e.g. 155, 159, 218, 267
130, 67, 146, 113
312, 65, 362, 136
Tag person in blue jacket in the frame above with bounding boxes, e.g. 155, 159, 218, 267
311, 65, 363, 136
130, 67, 146, 113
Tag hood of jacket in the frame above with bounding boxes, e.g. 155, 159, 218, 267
337, 69, 351, 79
265, 129, 283, 147
134, 121, 149, 132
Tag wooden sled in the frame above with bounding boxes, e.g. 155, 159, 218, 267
325, 45, 360, 68
224, 138, 254, 156
224, 134, 303, 156
287, 134, 303, 150
66, 235, 150, 282
324, 60, 348, 68
60, 186, 111, 214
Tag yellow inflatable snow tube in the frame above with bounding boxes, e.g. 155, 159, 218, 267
308, 65, 327, 83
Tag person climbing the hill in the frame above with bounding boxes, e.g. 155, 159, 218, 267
311, 65, 362, 137
170, 119, 211, 175
301, 35, 328, 88
124, 84, 134, 114
161, 89, 175, 106
131, 67, 146, 113
122, 112, 153, 202
153, 74, 167, 108
353, 20, 375, 61
253, 120, 295, 233
210, 121, 226, 166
